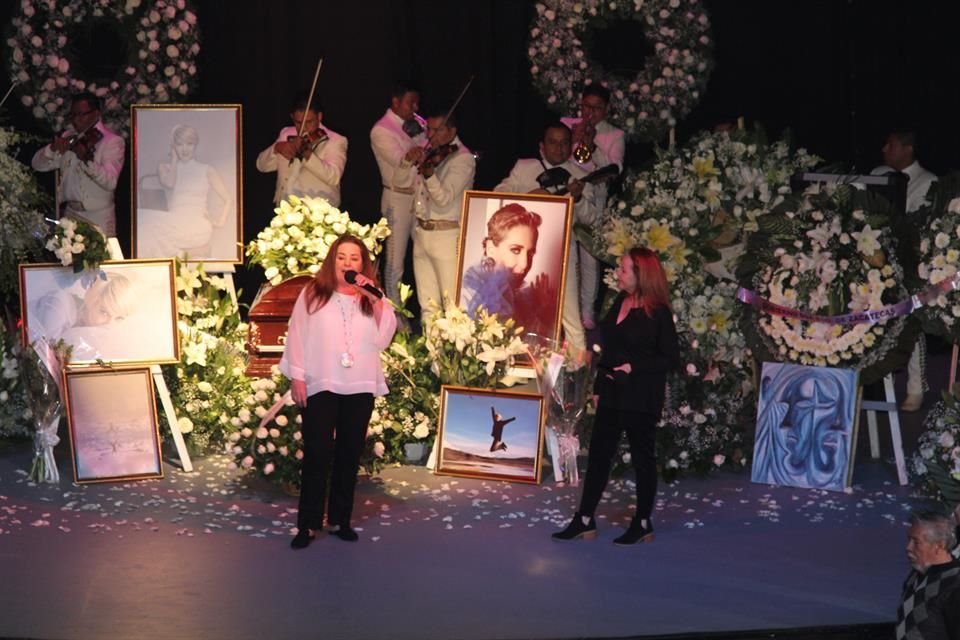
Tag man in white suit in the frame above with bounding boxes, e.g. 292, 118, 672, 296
393, 112, 475, 325
32, 92, 125, 237
256, 92, 347, 207
562, 84, 625, 328
371, 83, 426, 304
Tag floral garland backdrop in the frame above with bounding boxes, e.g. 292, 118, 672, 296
0, 324, 31, 439
737, 183, 913, 378
0, 126, 50, 311
246, 195, 391, 286
7, 0, 200, 137
528, 0, 713, 141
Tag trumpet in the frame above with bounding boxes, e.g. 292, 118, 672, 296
572, 119, 595, 164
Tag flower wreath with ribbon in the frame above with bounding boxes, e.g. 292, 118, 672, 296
736, 183, 919, 377
527, 0, 713, 142
7, 0, 201, 137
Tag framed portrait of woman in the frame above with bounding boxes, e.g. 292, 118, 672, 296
455, 191, 574, 345
131, 104, 243, 264
435, 385, 545, 484
64, 366, 163, 484
19, 259, 180, 366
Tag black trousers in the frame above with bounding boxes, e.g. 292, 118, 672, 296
578, 405, 658, 521
296, 391, 374, 531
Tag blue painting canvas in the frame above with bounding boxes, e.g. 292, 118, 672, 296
751, 362, 860, 492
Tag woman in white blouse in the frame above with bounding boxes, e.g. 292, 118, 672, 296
280, 234, 396, 548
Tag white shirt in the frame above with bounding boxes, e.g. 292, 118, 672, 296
393, 136, 476, 223
256, 125, 347, 206
494, 156, 600, 225
370, 109, 425, 211
31, 121, 124, 233
279, 289, 397, 397
560, 117, 626, 173
870, 161, 937, 213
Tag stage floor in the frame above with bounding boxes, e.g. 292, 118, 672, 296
0, 437, 922, 640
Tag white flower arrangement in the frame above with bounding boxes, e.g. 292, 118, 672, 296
743, 183, 907, 370
528, 0, 713, 141
45, 216, 109, 272
424, 298, 527, 388
911, 399, 960, 504
246, 195, 391, 286
917, 179, 960, 343
7, 0, 201, 137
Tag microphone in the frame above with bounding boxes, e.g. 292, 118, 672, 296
344, 270, 383, 299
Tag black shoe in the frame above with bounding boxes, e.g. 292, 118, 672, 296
290, 529, 316, 549
614, 519, 654, 546
551, 513, 597, 541
332, 526, 359, 542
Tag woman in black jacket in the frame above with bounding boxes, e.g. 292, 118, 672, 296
553, 247, 680, 546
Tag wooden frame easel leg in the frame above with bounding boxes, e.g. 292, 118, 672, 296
883, 374, 908, 485
151, 364, 193, 472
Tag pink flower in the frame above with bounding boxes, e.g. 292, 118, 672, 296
166, 44, 180, 58
241, 456, 254, 468
263, 463, 275, 475
373, 441, 385, 458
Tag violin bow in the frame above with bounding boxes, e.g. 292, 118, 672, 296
297, 57, 324, 138
424, 74, 474, 148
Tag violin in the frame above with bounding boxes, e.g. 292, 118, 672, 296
64, 127, 102, 163
418, 143, 458, 176
285, 127, 328, 162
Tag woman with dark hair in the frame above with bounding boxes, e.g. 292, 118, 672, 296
461, 203, 556, 336
280, 234, 397, 548
553, 247, 680, 546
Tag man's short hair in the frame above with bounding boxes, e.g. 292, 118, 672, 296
911, 510, 958, 551
391, 81, 419, 101
71, 91, 101, 111
542, 121, 572, 142
426, 111, 456, 129
582, 84, 611, 104
290, 91, 323, 114
889, 128, 919, 156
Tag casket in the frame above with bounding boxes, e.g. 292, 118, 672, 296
245, 275, 312, 378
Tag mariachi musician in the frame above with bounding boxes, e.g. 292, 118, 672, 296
256, 91, 347, 206
31, 91, 125, 237
393, 110, 475, 325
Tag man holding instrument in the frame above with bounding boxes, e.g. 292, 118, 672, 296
256, 91, 347, 207
562, 84, 625, 328
394, 111, 475, 325
31, 91, 125, 237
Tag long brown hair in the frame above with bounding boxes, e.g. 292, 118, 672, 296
627, 247, 671, 317
303, 234, 379, 316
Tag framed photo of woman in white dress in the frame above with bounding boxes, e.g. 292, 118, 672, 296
132, 105, 243, 264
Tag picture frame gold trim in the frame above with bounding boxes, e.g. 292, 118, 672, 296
19, 259, 180, 366
130, 103, 244, 264
454, 190, 573, 352
435, 385, 545, 484
63, 366, 163, 484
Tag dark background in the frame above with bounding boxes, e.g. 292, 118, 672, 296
2, 0, 959, 308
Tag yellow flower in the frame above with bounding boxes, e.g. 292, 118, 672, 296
644, 222, 680, 252
692, 155, 720, 180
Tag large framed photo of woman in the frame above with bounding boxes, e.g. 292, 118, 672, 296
64, 366, 163, 484
20, 260, 179, 366
435, 385, 545, 484
132, 104, 243, 263
455, 191, 573, 344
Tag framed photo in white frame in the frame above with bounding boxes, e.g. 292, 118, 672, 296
131, 104, 243, 263
20, 259, 180, 366
64, 366, 163, 484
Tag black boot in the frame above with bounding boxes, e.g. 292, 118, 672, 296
613, 518, 654, 546
551, 512, 597, 541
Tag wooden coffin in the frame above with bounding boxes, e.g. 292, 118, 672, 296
245, 275, 312, 378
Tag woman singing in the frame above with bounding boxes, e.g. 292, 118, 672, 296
280, 234, 397, 548
553, 247, 679, 546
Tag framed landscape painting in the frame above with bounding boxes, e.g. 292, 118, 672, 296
435, 385, 545, 484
